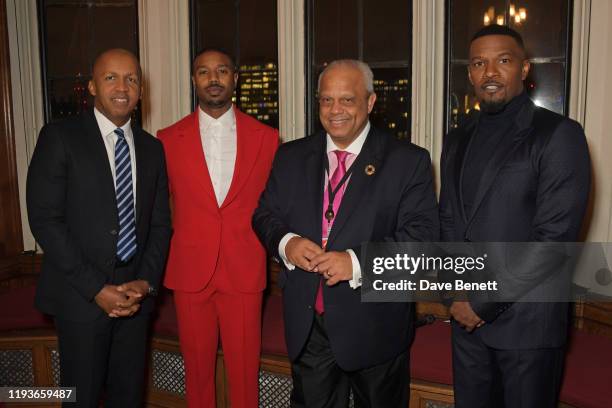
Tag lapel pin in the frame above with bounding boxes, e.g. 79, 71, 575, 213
365, 164, 376, 176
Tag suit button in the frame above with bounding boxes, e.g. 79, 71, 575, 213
110, 229, 117, 236
107, 259, 115, 266
307, 305, 312, 310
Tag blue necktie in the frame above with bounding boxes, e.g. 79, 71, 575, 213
114, 128, 137, 262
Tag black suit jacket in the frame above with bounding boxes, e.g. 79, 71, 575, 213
27, 110, 172, 322
439, 99, 591, 349
253, 126, 439, 371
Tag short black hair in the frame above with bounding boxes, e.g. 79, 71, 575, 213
91, 48, 142, 79
192, 47, 238, 74
471, 25, 525, 52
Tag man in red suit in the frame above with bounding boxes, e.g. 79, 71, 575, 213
157, 48, 278, 407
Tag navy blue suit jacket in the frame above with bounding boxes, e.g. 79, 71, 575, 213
440, 100, 591, 349
27, 111, 172, 322
253, 126, 439, 370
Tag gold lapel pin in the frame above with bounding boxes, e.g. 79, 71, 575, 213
365, 164, 376, 176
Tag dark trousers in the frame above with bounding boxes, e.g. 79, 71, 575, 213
55, 313, 150, 408
290, 314, 409, 408
452, 322, 565, 408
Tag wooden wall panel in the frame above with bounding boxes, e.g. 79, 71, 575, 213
0, 0, 24, 258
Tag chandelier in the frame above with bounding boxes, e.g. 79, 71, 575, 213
483, 4, 527, 26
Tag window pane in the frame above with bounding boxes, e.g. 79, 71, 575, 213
39, 0, 139, 123
526, 63, 566, 113
371, 68, 411, 140
363, 1, 412, 64
191, 0, 279, 128
312, 0, 359, 62
307, 0, 412, 140
446, 0, 572, 130
450, 0, 506, 61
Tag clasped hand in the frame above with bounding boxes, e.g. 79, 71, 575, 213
94, 280, 150, 318
285, 237, 353, 286
449, 301, 485, 332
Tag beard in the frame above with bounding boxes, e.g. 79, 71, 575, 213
198, 84, 233, 110
204, 97, 230, 108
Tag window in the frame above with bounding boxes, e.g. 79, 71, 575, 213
190, 0, 279, 128
306, 0, 413, 140
38, 0, 140, 123
446, 0, 572, 130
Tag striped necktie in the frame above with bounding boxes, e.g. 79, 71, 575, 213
114, 128, 137, 262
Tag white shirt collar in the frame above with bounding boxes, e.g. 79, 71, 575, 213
93, 107, 132, 139
326, 121, 370, 156
199, 105, 236, 133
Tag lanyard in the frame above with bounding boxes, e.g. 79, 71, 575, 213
323, 154, 353, 224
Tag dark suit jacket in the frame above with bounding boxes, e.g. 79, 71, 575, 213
27, 110, 172, 322
253, 126, 439, 371
439, 99, 591, 349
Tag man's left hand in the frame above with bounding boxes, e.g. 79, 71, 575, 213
310, 251, 353, 286
449, 301, 484, 332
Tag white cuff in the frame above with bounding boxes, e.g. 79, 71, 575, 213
278, 233, 300, 270
347, 249, 362, 289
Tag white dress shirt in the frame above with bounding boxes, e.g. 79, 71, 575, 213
278, 122, 371, 289
199, 106, 237, 206
94, 108, 137, 207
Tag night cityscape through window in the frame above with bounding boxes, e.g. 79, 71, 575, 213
191, 0, 279, 129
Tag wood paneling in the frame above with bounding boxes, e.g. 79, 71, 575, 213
577, 301, 612, 338
0, 0, 24, 258
0, 253, 42, 292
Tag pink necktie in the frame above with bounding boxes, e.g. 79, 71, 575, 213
315, 150, 350, 314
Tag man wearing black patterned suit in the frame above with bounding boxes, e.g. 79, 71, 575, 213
440, 26, 590, 407
27, 49, 171, 407
253, 60, 438, 407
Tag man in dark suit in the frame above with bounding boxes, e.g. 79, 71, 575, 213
440, 25, 591, 407
253, 59, 439, 407
27, 49, 171, 407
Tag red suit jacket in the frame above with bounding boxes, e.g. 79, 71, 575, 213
158, 107, 278, 293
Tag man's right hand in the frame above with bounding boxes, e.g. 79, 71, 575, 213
94, 285, 140, 318
285, 237, 324, 272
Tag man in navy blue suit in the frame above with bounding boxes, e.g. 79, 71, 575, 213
440, 26, 591, 408
253, 59, 439, 407
27, 49, 171, 407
